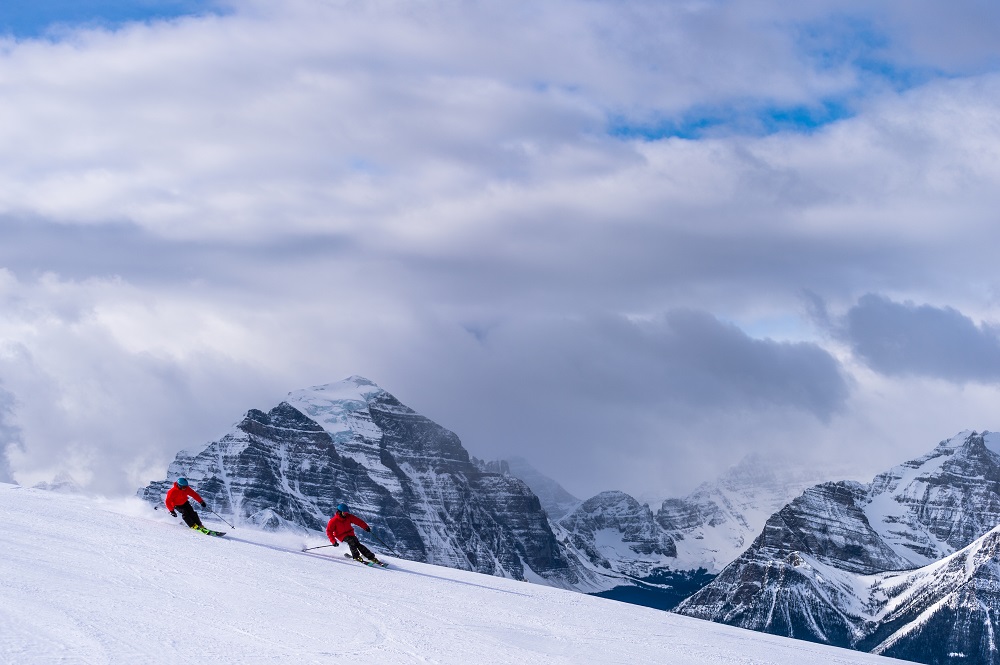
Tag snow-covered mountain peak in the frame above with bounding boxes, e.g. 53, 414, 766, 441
714, 452, 836, 493
141, 379, 580, 587
556, 490, 677, 583
287, 375, 385, 411
654, 453, 841, 574
862, 429, 1000, 567
283, 376, 416, 443
678, 428, 1000, 663
587, 490, 650, 515
924, 429, 1000, 457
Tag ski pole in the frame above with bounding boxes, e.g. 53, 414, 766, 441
302, 544, 338, 552
206, 507, 235, 529
366, 530, 400, 557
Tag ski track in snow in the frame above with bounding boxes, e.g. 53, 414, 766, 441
0, 484, 907, 664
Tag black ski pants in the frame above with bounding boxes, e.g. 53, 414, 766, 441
176, 501, 204, 528
344, 535, 376, 561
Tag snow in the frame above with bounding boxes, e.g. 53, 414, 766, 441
862, 437, 961, 567
861, 430, 1000, 570
591, 528, 666, 566
285, 382, 384, 443
669, 454, 843, 573
983, 431, 1000, 457
0, 484, 908, 664
284, 378, 405, 496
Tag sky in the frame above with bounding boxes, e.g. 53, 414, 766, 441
1, 0, 1000, 499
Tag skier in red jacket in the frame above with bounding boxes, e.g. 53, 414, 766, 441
327, 503, 382, 565
165, 478, 207, 529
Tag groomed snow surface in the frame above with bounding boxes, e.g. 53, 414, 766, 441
0, 484, 906, 665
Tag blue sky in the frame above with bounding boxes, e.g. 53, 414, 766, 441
2, 0, 1000, 498
0, 0, 221, 37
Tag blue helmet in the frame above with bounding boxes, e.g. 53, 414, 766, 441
336, 503, 349, 513
176, 477, 189, 487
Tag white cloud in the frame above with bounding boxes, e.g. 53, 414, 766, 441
1, 0, 1000, 498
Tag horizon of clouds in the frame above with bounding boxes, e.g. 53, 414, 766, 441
1, 0, 1000, 499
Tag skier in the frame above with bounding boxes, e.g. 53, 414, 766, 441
165, 477, 208, 530
326, 503, 383, 565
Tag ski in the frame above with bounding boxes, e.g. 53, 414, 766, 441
343, 552, 388, 567
190, 525, 226, 537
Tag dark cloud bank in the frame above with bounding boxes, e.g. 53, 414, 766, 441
843, 294, 1000, 383
386, 308, 849, 497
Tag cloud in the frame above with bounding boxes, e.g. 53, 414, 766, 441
0, 383, 18, 483
0, 270, 296, 494
371, 310, 848, 496
0, 0, 976, 243
1, 1, 1000, 500
842, 294, 1000, 383
0, 260, 848, 496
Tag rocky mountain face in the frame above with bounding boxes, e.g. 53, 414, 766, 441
657, 454, 837, 573
676, 522, 1000, 665
542, 454, 834, 606
139, 376, 579, 586
557, 491, 677, 578
675, 430, 1000, 664
866, 526, 1000, 664
554, 455, 833, 578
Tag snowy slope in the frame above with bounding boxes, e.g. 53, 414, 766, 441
0, 484, 906, 665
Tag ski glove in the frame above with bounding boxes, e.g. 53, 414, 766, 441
332, 541, 339, 547
200, 502, 207, 508
364, 526, 371, 532
169, 510, 177, 517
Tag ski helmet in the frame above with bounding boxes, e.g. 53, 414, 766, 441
336, 503, 349, 513
176, 477, 189, 487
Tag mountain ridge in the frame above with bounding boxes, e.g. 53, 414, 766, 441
675, 430, 1000, 664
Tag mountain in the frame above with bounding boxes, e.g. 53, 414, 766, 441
547, 454, 835, 608
659, 453, 839, 573
866, 525, 1000, 663
136, 374, 834, 606
554, 490, 713, 609
675, 430, 1000, 664
503, 456, 581, 520
1, 483, 910, 665
139, 376, 579, 587
557, 490, 678, 580
677, 520, 1000, 664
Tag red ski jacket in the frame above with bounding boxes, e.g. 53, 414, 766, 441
165, 483, 204, 511
327, 512, 370, 543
